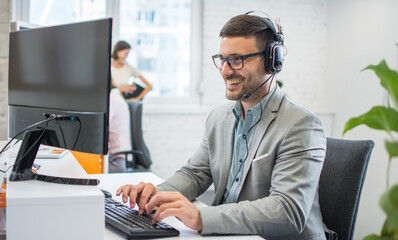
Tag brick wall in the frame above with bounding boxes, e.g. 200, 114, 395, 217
0, 1, 10, 140
143, 107, 209, 179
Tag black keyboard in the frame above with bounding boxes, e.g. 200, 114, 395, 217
105, 198, 180, 238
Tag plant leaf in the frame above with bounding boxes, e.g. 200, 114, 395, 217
385, 140, 398, 158
395, 228, 398, 240
381, 217, 388, 236
379, 185, 398, 214
362, 234, 382, 240
343, 106, 398, 135
382, 209, 398, 236
363, 60, 398, 110
389, 185, 398, 210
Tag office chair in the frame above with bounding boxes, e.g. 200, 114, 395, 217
319, 137, 374, 240
111, 101, 152, 172
127, 101, 152, 170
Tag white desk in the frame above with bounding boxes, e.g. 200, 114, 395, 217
5, 151, 104, 240
92, 172, 262, 240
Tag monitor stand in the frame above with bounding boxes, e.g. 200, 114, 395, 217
9, 128, 100, 186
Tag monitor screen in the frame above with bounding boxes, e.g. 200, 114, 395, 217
8, 18, 112, 155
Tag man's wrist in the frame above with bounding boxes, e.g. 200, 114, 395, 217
196, 209, 203, 231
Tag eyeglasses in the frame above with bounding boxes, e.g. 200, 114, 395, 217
212, 51, 265, 70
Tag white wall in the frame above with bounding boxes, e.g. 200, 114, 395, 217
328, 0, 398, 239
0, 0, 10, 140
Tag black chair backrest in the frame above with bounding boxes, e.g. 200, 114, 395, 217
127, 101, 152, 169
319, 137, 374, 240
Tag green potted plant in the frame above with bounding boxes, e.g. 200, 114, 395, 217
343, 60, 398, 240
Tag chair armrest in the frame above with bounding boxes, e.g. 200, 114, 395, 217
109, 150, 146, 171
112, 150, 144, 156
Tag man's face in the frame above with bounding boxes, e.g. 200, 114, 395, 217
218, 36, 267, 102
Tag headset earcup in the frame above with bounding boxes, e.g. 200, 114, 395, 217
265, 41, 284, 74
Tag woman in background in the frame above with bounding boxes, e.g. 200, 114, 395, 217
111, 40, 152, 101
108, 79, 132, 173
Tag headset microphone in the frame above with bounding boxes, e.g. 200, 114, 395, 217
243, 75, 272, 99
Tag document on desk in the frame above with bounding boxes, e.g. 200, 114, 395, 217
36, 146, 69, 159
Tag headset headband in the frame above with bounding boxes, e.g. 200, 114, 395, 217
245, 11, 278, 35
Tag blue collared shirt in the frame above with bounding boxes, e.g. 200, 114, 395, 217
222, 87, 276, 204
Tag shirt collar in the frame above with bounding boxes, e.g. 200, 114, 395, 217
232, 86, 277, 122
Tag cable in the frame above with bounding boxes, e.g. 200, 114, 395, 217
275, 17, 281, 33
72, 118, 81, 150
0, 117, 57, 157
0, 139, 19, 157
58, 123, 67, 149
0, 114, 79, 174
0, 126, 48, 174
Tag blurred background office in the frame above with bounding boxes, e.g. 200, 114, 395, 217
0, 0, 397, 239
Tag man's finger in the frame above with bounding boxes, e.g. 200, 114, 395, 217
146, 192, 181, 213
138, 185, 156, 214
120, 185, 133, 203
128, 182, 144, 207
151, 202, 182, 224
116, 185, 126, 195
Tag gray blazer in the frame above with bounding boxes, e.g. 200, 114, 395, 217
158, 86, 327, 240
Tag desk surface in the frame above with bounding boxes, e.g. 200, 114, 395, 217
92, 172, 262, 240
8, 153, 101, 204
0, 141, 262, 240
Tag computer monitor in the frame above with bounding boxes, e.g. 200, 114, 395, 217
8, 18, 112, 185
10, 20, 41, 31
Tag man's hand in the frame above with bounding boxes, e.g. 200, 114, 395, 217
116, 182, 158, 214
145, 192, 203, 231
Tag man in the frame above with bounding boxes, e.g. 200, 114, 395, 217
117, 13, 328, 240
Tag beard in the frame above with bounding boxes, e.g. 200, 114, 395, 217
224, 73, 248, 100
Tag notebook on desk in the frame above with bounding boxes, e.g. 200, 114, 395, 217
8, 145, 69, 159
36, 146, 69, 159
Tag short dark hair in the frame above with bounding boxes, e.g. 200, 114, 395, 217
219, 14, 276, 52
111, 40, 131, 60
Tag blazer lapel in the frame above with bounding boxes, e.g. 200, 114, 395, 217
237, 86, 285, 196
213, 106, 236, 205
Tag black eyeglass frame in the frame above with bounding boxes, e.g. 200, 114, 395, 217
212, 51, 266, 70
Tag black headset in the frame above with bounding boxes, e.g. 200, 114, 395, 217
245, 11, 285, 74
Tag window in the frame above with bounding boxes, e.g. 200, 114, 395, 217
28, 0, 106, 25
15, 0, 198, 100
119, 0, 191, 97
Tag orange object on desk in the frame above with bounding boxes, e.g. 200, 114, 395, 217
0, 179, 6, 208
70, 151, 104, 174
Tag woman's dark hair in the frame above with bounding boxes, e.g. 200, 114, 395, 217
219, 14, 276, 52
111, 40, 131, 60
